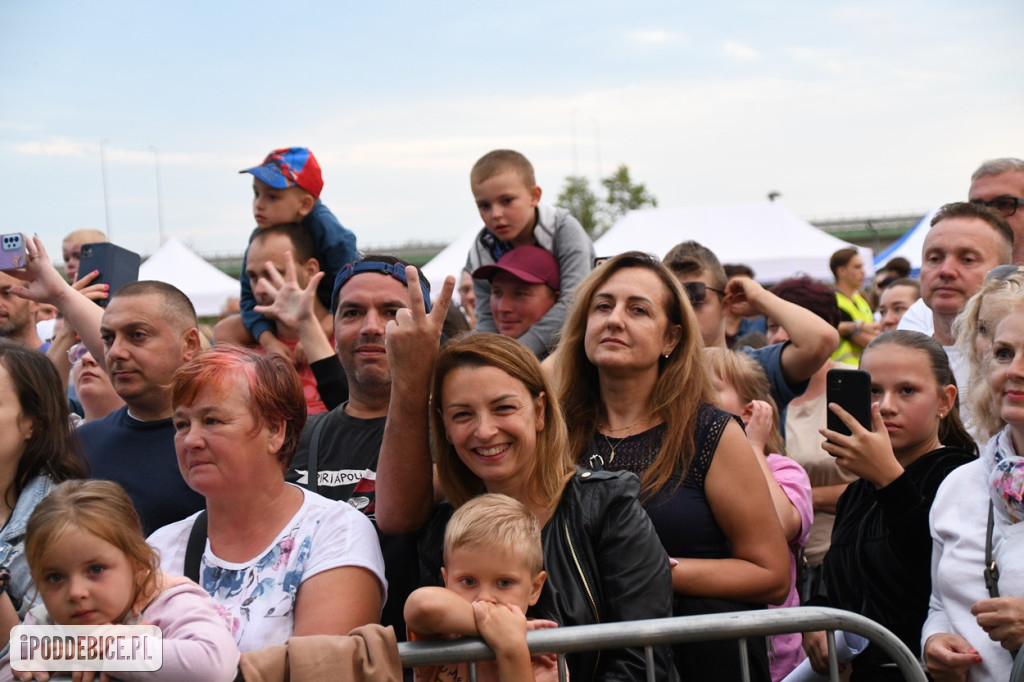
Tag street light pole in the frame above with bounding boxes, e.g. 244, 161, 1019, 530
100, 139, 112, 239
150, 146, 165, 246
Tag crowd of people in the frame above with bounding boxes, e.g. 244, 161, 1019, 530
0, 148, 1021, 682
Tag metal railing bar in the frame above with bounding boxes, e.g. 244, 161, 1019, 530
397, 607, 927, 682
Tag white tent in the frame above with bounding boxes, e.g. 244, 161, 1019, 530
872, 207, 939, 276
595, 202, 872, 283
420, 227, 479, 303
139, 238, 239, 317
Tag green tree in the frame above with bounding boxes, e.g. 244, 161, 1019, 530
558, 164, 657, 239
602, 164, 658, 226
557, 175, 602, 238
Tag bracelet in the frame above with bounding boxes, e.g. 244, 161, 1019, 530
853, 320, 864, 336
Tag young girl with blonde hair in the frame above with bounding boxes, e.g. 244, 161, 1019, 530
6, 480, 239, 681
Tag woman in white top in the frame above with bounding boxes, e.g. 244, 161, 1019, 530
148, 345, 385, 652
924, 277, 1024, 681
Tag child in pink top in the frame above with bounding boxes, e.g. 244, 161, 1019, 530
707, 348, 814, 681
6, 480, 239, 682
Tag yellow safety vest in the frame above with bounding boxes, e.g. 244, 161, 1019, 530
831, 292, 873, 366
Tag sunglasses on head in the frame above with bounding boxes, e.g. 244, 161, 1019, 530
67, 343, 89, 365
682, 281, 724, 306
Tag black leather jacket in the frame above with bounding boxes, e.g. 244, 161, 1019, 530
419, 468, 678, 682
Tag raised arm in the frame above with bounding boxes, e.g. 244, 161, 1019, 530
375, 267, 455, 535
725, 276, 839, 385
9, 236, 105, 367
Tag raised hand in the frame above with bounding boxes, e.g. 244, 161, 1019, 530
7, 235, 76, 306
252, 252, 323, 331
742, 399, 774, 456
71, 268, 110, 303
384, 265, 455, 393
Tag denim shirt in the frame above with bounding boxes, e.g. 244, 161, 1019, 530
0, 475, 54, 646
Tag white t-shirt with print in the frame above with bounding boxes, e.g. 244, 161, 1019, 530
148, 485, 386, 652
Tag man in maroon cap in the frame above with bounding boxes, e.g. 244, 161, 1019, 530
472, 245, 561, 358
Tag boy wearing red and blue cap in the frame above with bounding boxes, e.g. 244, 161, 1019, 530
217, 147, 358, 361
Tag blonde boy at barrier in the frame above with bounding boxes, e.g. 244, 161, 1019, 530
404, 494, 560, 682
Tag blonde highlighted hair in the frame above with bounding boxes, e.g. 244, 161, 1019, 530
431, 333, 574, 515
444, 494, 544, 576
25, 480, 160, 622
556, 251, 715, 501
954, 271, 1024, 440
704, 347, 785, 456
958, 282, 1024, 439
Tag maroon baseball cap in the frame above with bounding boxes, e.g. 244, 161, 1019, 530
472, 245, 560, 292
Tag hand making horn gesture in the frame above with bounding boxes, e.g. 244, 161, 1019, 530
384, 266, 455, 393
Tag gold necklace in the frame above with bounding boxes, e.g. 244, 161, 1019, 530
598, 416, 649, 463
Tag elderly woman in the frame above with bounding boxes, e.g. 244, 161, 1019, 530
147, 346, 386, 652
0, 340, 86, 654
555, 251, 790, 682
924, 275, 1024, 682
377, 303, 677, 681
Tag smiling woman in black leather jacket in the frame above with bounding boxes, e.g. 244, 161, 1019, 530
378, 328, 677, 682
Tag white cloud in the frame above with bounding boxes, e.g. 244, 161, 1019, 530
626, 29, 684, 46
14, 139, 95, 158
722, 40, 759, 62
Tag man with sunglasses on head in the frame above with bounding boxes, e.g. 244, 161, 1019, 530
664, 240, 839, 430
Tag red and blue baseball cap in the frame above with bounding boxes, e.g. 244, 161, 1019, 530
240, 147, 323, 198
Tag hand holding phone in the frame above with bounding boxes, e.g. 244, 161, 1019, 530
77, 242, 141, 307
825, 369, 872, 438
821, 368, 909, 487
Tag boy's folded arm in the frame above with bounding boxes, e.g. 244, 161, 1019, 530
404, 587, 480, 637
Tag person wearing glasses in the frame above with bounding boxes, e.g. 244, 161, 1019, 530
899, 158, 1023, 337
663, 240, 839, 430
67, 341, 123, 425
969, 157, 1024, 264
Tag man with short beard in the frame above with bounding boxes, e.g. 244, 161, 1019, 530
260, 254, 440, 655
0, 272, 46, 351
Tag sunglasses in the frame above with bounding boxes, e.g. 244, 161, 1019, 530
970, 197, 1022, 218
682, 281, 724, 306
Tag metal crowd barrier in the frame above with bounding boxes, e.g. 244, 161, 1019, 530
398, 606, 929, 682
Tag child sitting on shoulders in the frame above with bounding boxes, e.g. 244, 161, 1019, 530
466, 149, 594, 358
5, 480, 239, 682
215, 146, 358, 365
404, 494, 560, 682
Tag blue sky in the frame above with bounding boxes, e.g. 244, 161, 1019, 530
2, 1, 1022, 259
